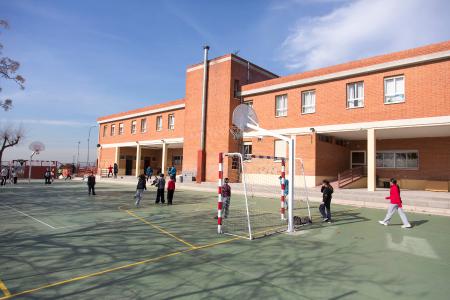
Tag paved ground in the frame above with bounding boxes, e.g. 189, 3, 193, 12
0, 181, 449, 299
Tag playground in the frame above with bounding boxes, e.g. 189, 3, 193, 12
0, 181, 449, 299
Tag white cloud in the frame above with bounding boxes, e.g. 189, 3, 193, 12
280, 0, 450, 70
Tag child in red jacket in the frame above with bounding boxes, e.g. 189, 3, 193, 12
378, 178, 411, 228
167, 176, 175, 205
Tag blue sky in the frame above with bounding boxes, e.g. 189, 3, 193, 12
1, 0, 449, 163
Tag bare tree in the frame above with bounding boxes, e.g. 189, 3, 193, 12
0, 20, 25, 111
0, 124, 24, 163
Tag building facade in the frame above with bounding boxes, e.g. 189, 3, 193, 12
97, 41, 450, 191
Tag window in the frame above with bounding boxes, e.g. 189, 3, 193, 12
347, 82, 364, 108
243, 142, 252, 160
156, 116, 162, 131
168, 114, 175, 130
231, 157, 239, 170
376, 151, 418, 169
233, 79, 240, 98
274, 140, 286, 159
119, 123, 124, 135
131, 120, 136, 134
103, 125, 108, 137
245, 100, 253, 108
301, 90, 315, 114
275, 94, 287, 117
318, 134, 333, 143
111, 124, 115, 136
384, 76, 405, 104
172, 155, 183, 165
140, 118, 147, 133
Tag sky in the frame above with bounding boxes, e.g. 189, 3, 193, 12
1, 0, 449, 163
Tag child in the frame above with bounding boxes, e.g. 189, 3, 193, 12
44, 168, 52, 184
134, 174, 147, 207
145, 166, 153, 182
167, 176, 175, 205
87, 172, 96, 195
155, 173, 166, 204
222, 178, 231, 218
320, 180, 333, 223
107, 165, 113, 177
379, 178, 411, 228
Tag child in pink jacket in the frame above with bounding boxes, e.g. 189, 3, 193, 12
378, 178, 411, 228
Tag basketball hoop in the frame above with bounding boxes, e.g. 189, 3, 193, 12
230, 125, 243, 140
28, 141, 45, 183
29, 141, 45, 153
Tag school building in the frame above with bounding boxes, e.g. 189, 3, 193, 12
97, 41, 450, 192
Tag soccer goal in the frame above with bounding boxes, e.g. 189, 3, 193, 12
217, 152, 289, 240
216, 103, 315, 239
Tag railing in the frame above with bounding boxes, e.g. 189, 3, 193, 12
338, 166, 367, 188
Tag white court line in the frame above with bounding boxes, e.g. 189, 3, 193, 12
1, 204, 56, 229
54, 217, 136, 230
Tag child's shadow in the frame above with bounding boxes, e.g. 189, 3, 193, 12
410, 220, 429, 227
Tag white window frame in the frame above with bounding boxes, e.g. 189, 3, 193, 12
376, 150, 419, 169
301, 90, 316, 114
275, 94, 288, 117
274, 140, 286, 161
384, 75, 405, 104
119, 123, 124, 135
156, 116, 162, 131
347, 82, 364, 108
243, 141, 252, 161
131, 120, 136, 134
140, 118, 147, 133
168, 114, 175, 130
350, 150, 366, 168
111, 124, 115, 136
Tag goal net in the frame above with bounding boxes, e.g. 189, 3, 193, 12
217, 152, 289, 240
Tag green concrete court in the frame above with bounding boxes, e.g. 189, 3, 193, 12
0, 181, 449, 299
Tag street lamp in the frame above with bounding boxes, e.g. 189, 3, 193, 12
76, 141, 80, 169
87, 125, 97, 167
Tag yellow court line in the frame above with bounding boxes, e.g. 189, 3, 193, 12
0, 236, 240, 300
125, 210, 196, 249
0, 280, 10, 298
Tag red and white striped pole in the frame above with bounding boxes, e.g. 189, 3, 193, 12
280, 159, 286, 220
217, 152, 224, 233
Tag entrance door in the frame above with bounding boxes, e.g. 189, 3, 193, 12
125, 157, 133, 175
351, 151, 366, 169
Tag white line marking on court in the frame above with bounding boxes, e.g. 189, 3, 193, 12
54, 217, 136, 230
2, 204, 56, 229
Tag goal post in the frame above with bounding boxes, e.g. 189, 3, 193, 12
217, 151, 296, 240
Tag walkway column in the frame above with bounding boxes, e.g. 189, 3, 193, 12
114, 147, 120, 164
135, 143, 141, 177
367, 128, 376, 192
161, 141, 168, 176
114, 146, 120, 175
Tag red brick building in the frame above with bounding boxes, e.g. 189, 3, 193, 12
97, 41, 450, 191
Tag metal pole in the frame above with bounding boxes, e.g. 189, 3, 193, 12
76, 141, 80, 169
87, 125, 97, 167
287, 136, 295, 233
28, 152, 36, 183
200, 45, 209, 151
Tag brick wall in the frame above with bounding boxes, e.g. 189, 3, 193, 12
243, 60, 450, 130
98, 105, 185, 145
349, 137, 450, 181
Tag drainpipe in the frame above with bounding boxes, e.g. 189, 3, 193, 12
197, 45, 209, 183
